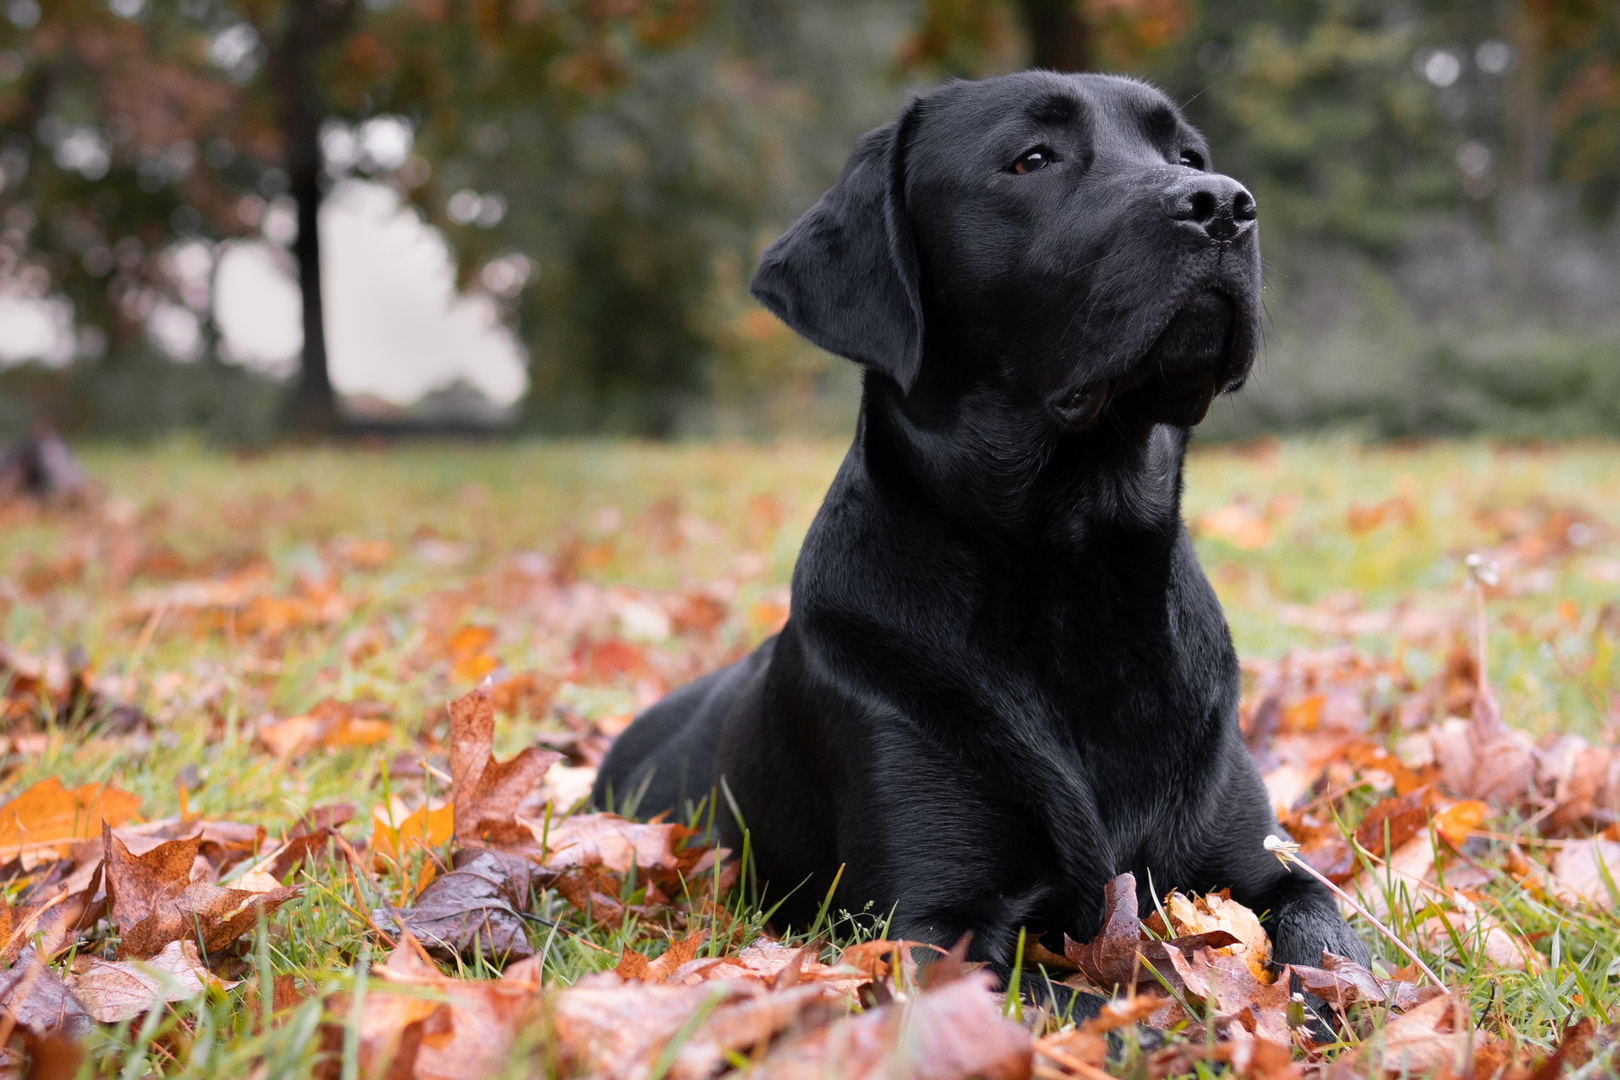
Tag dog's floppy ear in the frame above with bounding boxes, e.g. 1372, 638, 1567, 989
750, 112, 922, 395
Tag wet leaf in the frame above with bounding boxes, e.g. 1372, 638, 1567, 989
377, 850, 534, 963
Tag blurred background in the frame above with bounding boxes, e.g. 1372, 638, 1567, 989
0, 0, 1615, 443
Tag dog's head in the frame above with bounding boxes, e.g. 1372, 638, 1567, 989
752, 72, 1260, 433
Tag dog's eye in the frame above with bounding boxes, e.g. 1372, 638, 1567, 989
1179, 149, 1206, 170
1012, 147, 1056, 175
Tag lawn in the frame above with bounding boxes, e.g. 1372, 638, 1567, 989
1, 436, 1617, 1078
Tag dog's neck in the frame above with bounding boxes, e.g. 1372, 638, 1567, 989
857, 375, 1189, 554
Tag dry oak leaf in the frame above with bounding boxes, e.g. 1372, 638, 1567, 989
104, 825, 298, 959
0, 777, 141, 864
330, 934, 546, 1080
1062, 873, 1241, 994
746, 970, 1032, 1080
258, 699, 392, 759
552, 975, 830, 1080
447, 684, 559, 847
0, 948, 90, 1039
67, 939, 225, 1023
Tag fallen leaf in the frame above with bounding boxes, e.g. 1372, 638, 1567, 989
67, 939, 225, 1023
0, 777, 141, 863
1063, 874, 1241, 994
1549, 838, 1620, 910
1150, 889, 1272, 982
371, 799, 454, 875
1288, 952, 1387, 1010
356, 935, 552, 1080
105, 823, 298, 958
617, 932, 706, 983
258, 699, 392, 758
447, 684, 559, 847
377, 850, 535, 963
0, 948, 90, 1039
746, 971, 1031, 1080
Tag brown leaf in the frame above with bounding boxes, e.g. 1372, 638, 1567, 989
747, 971, 1031, 1080
376, 850, 534, 963
1062, 874, 1241, 993
355, 935, 549, 1080
67, 939, 224, 1023
103, 824, 199, 936
1336, 992, 1490, 1077
6, 861, 104, 963
616, 932, 706, 984
552, 978, 830, 1080
1288, 952, 1387, 1010
537, 812, 706, 893
0, 948, 90, 1039
119, 879, 299, 958
1549, 838, 1620, 911
448, 684, 560, 846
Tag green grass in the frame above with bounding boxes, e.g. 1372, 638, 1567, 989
3, 435, 1619, 1077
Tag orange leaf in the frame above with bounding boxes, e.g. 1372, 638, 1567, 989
371, 800, 454, 871
1433, 800, 1490, 848
0, 777, 142, 862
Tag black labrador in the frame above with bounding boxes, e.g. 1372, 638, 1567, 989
593, 71, 1369, 993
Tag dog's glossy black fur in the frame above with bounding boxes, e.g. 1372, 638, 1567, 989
593, 71, 1369, 988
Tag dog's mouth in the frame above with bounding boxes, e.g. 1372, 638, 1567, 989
1049, 287, 1252, 431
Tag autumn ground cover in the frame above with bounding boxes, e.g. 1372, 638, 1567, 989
1, 436, 1619, 1079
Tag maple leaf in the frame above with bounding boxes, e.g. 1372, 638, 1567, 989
550, 975, 830, 1080
448, 683, 560, 847
748, 970, 1032, 1080
257, 699, 393, 758
1062, 873, 1241, 994
377, 850, 536, 963
0, 947, 90, 1040
0, 777, 141, 863
322, 935, 544, 1080
103, 825, 299, 959
615, 931, 706, 983
67, 939, 227, 1023
371, 799, 455, 882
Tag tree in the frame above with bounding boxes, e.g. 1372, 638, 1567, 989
0, 0, 709, 434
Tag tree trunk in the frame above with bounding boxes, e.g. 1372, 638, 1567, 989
1018, 0, 1091, 72
267, 0, 348, 434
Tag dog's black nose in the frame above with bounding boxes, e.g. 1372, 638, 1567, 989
1161, 175, 1256, 242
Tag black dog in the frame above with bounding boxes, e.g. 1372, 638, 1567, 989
593, 71, 1369, 990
